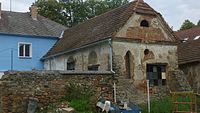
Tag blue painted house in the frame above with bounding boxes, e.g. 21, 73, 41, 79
0, 5, 67, 71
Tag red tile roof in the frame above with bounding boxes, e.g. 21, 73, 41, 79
178, 39, 200, 64
175, 26, 200, 41
43, 0, 176, 58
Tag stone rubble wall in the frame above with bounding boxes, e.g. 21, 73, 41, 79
0, 71, 114, 113
179, 62, 200, 94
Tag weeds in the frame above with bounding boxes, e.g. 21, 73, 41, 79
36, 82, 96, 113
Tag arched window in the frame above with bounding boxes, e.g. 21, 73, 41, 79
67, 56, 75, 70
140, 20, 149, 27
125, 51, 134, 79
88, 51, 99, 71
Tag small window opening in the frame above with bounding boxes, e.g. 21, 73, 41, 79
67, 56, 75, 70
140, 20, 149, 27
144, 49, 150, 55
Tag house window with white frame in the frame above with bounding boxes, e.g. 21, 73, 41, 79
18, 43, 32, 58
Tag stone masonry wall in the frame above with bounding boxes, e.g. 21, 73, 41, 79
112, 41, 177, 104
180, 62, 200, 94
0, 71, 114, 113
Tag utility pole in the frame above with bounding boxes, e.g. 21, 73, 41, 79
10, 0, 12, 12
11, 48, 13, 70
147, 80, 150, 113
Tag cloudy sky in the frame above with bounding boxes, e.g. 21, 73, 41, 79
0, 0, 199, 31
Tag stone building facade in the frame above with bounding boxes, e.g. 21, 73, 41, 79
43, 0, 178, 102
179, 63, 200, 93
44, 42, 111, 71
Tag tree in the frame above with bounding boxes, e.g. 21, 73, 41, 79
36, 0, 65, 25
36, 0, 129, 27
197, 20, 200, 26
180, 19, 196, 30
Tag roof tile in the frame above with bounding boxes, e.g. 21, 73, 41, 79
44, 0, 175, 58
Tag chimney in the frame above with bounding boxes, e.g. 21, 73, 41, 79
0, 3, 1, 19
30, 4, 38, 20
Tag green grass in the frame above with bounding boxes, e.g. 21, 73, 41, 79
69, 98, 94, 113
140, 96, 200, 113
197, 95, 200, 112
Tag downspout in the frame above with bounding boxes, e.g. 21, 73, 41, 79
108, 39, 115, 73
108, 39, 117, 103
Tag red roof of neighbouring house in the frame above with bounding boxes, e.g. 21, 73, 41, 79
175, 26, 200, 41
178, 39, 200, 64
43, 0, 176, 59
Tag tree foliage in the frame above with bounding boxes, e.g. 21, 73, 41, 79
197, 20, 200, 26
179, 19, 196, 31
36, 0, 65, 25
36, 0, 129, 27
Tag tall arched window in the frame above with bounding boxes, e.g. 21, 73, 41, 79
140, 20, 149, 27
88, 51, 99, 71
67, 56, 75, 70
125, 51, 134, 79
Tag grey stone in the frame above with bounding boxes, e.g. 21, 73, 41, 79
27, 97, 38, 113
62, 107, 75, 113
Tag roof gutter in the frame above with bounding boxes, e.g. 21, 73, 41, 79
0, 32, 59, 39
42, 38, 112, 60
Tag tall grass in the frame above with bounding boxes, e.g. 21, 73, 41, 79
140, 96, 200, 113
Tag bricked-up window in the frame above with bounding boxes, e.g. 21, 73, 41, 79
140, 20, 149, 27
88, 51, 99, 71
18, 42, 32, 58
67, 56, 75, 70
147, 64, 166, 87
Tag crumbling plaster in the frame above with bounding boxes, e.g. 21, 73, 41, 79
180, 62, 200, 93
115, 13, 173, 42
112, 40, 178, 86
44, 43, 110, 71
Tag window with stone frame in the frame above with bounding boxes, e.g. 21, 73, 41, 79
67, 56, 75, 70
88, 51, 99, 71
147, 64, 166, 87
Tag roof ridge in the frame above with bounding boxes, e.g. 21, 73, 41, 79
133, 0, 140, 10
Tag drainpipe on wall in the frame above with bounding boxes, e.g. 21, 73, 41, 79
108, 39, 115, 74
108, 39, 116, 103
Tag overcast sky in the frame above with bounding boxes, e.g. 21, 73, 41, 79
0, 0, 199, 31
